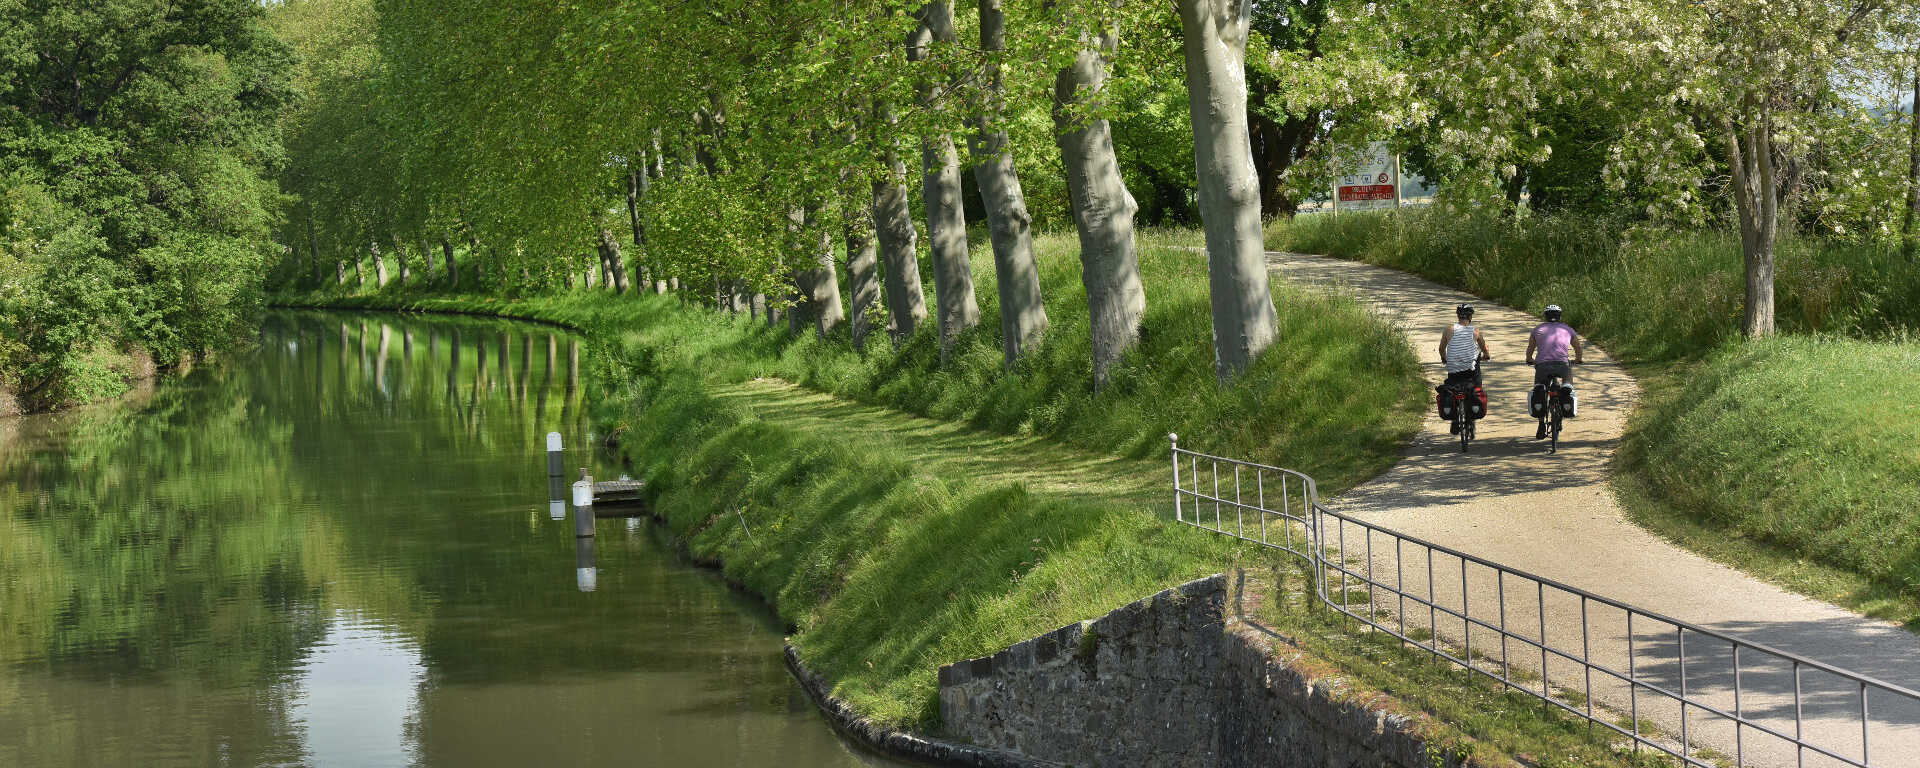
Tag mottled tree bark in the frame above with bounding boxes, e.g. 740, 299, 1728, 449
787, 204, 846, 337
336, 259, 347, 285
1178, 0, 1277, 380
598, 222, 629, 294
352, 253, 364, 286
627, 161, 651, 289
393, 239, 410, 285
306, 214, 323, 286
912, 1, 980, 359
1906, 55, 1920, 258
873, 134, 929, 342
370, 242, 388, 287
1053, 22, 1145, 389
971, 0, 1047, 367
1726, 112, 1777, 338
442, 239, 459, 289
844, 193, 882, 349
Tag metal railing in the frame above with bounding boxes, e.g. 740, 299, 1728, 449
1169, 434, 1920, 768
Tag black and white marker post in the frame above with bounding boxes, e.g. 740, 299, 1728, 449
571, 468, 595, 538
546, 432, 566, 520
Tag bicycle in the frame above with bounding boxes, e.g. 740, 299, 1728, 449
1446, 381, 1476, 452
1531, 365, 1577, 454
1539, 376, 1566, 454
1439, 357, 1488, 453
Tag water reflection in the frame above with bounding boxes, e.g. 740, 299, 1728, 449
576, 537, 598, 593
0, 311, 893, 767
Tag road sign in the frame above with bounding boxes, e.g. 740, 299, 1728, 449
1334, 142, 1400, 211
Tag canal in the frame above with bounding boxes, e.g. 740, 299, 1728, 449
0, 311, 898, 767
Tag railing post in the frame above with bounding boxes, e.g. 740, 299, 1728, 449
1169, 433, 1182, 523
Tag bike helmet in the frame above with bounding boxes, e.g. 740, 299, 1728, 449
1544, 304, 1563, 321
1456, 303, 1474, 317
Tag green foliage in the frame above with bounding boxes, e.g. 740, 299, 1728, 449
0, 0, 294, 409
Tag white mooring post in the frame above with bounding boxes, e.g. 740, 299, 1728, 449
546, 432, 566, 520
572, 468, 595, 537
1169, 433, 1182, 523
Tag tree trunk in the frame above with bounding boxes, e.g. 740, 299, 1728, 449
305, 214, 323, 286
1178, 0, 1277, 380
1248, 82, 1318, 219
599, 224, 629, 294
873, 138, 929, 342
393, 239, 410, 285
845, 193, 883, 349
788, 204, 846, 337
442, 239, 459, 289
370, 242, 388, 287
912, 1, 980, 360
1905, 53, 1920, 258
336, 259, 347, 285
971, 0, 1047, 367
353, 253, 365, 286
419, 238, 434, 287
1726, 111, 1777, 338
1053, 24, 1145, 389
627, 161, 650, 287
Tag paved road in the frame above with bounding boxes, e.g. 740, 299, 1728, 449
1268, 251, 1920, 768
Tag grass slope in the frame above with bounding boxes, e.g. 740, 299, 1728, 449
1275, 210, 1920, 625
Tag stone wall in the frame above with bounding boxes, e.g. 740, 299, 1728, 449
938, 574, 1475, 768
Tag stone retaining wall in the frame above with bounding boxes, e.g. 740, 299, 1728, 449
938, 574, 1475, 768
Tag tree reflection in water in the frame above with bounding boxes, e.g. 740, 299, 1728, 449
0, 311, 889, 768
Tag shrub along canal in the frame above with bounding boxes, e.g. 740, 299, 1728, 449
0, 311, 899, 767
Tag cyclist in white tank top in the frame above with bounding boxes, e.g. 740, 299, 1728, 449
1437, 303, 1491, 385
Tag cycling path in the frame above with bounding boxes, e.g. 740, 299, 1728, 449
1267, 251, 1920, 768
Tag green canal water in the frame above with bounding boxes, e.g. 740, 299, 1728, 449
0, 311, 897, 767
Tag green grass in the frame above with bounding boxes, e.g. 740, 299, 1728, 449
1621, 336, 1920, 623
615, 371, 1655, 765
1273, 210, 1920, 625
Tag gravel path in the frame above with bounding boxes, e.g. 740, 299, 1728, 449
1268, 251, 1920, 768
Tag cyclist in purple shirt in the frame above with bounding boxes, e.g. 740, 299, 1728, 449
1524, 304, 1584, 439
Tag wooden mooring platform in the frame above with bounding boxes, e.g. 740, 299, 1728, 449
591, 479, 646, 516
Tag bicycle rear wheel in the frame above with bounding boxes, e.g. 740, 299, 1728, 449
1549, 409, 1562, 454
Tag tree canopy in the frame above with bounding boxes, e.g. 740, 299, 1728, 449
1, 0, 295, 408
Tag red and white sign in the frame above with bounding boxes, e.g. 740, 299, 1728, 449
1335, 142, 1399, 210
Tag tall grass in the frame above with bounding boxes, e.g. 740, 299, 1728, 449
1276, 210, 1920, 362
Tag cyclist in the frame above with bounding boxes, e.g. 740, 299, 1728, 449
1437, 303, 1491, 433
1524, 304, 1585, 439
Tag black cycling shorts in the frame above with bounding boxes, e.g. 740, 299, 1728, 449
1444, 363, 1482, 388
1533, 361, 1573, 387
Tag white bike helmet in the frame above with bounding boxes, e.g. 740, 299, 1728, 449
1544, 304, 1563, 321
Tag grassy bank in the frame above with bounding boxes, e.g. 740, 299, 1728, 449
289, 232, 1425, 489
277, 231, 1659, 764
1274, 210, 1920, 624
